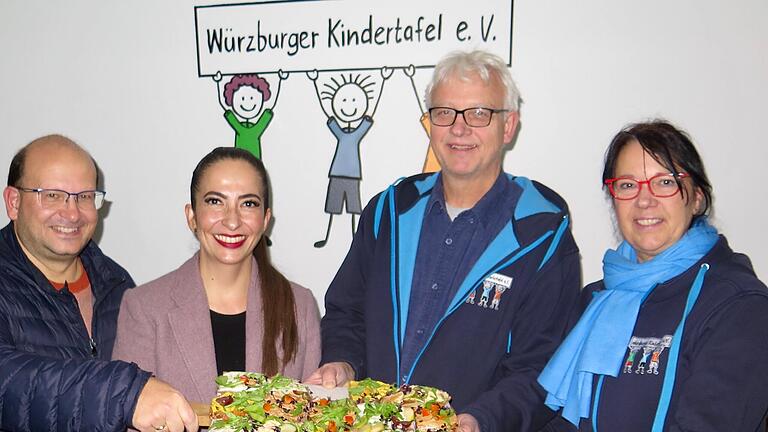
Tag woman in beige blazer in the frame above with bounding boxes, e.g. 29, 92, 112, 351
113, 147, 321, 404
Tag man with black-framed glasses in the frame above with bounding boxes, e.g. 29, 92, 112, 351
0, 135, 197, 432
310, 50, 581, 432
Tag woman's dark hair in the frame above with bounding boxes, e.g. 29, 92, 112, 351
190, 147, 297, 376
602, 120, 713, 218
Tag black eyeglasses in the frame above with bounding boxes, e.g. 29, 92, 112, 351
15, 187, 106, 210
428, 107, 509, 127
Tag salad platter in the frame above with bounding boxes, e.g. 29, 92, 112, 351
207, 372, 458, 431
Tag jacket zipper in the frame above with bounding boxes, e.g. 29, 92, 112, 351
89, 337, 98, 357
64, 288, 97, 358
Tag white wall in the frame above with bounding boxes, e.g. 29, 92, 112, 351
1, 1, 765, 310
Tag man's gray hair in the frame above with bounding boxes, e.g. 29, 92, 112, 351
425, 50, 521, 112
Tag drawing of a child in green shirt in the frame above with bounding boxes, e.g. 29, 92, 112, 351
213, 71, 287, 159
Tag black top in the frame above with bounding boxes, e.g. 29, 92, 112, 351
210, 310, 246, 376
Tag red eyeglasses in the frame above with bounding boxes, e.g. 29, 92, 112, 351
604, 173, 689, 200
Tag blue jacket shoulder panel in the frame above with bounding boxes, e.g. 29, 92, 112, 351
387, 173, 569, 219
0, 223, 150, 431
511, 175, 562, 219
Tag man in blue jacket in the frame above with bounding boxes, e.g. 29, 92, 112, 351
0, 135, 197, 432
307, 50, 581, 431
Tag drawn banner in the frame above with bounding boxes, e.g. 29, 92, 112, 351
195, 0, 513, 76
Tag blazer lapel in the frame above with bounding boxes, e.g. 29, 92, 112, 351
168, 255, 218, 401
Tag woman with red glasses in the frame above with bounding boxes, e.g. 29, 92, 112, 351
539, 120, 768, 431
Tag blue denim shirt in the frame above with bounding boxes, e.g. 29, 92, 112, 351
399, 172, 521, 379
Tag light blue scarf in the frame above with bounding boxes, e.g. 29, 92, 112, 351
538, 219, 718, 425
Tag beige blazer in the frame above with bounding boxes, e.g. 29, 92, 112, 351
112, 254, 321, 403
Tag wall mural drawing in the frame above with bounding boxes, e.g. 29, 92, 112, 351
213, 71, 288, 159
403, 64, 440, 173
307, 67, 391, 248
194, 0, 512, 247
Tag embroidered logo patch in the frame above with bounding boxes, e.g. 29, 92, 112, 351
623, 335, 673, 375
466, 273, 513, 311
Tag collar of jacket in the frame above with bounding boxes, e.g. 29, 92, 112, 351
0, 222, 128, 302
423, 172, 519, 229
374, 172, 562, 240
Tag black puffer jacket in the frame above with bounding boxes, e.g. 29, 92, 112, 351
0, 222, 151, 431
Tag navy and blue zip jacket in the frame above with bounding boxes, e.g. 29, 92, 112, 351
321, 172, 581, 431
0, 222, 151, 431
544, 236, 768, 432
